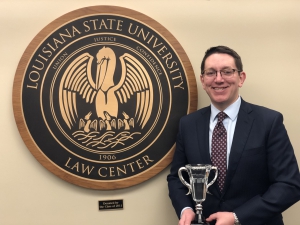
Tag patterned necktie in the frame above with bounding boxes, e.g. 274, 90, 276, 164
211, 111, 227, 192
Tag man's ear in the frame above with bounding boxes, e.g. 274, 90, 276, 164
238, 71, 246, 87
200, 75, 205, 89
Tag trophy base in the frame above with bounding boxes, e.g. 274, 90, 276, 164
191, 221, 209, 225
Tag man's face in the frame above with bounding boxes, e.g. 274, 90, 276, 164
200, 53, 246, 111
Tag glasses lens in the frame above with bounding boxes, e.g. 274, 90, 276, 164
221, 69, 234, 76
204, 70, 216, 77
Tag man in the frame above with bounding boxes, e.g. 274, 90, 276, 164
167, 46, 300, 225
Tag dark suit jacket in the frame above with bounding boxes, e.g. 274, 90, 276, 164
167, 99, 300, 225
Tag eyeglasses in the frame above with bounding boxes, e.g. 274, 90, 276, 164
202, 68, 240, 78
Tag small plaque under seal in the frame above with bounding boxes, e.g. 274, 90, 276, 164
99, 200, 123, 210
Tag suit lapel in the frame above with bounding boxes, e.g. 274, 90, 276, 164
223, 100, 254, 194
196, 107, 211, 164
196, 106, 220, 196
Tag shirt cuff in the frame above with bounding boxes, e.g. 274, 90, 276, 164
180, 207, 193, 218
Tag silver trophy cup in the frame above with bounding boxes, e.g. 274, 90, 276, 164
178, 164, 218, 225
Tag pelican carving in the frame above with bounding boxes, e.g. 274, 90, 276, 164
59, 46, 153, 131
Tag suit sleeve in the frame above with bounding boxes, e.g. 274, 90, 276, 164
167, 117, 194, 218
235, 112, 300, 225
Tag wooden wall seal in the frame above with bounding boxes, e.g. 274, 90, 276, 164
12, 6, 197, 189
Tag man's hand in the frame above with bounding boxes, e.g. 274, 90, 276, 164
178, 208, 195, 225
206, 212, 235, 225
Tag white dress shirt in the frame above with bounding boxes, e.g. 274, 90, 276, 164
209, 96, 241, 168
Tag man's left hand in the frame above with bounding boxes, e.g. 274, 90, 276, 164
206, 212, 235, 225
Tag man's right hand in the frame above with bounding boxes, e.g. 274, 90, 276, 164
179, 208, 195, 225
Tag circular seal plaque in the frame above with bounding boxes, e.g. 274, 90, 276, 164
13, 6, 197, 189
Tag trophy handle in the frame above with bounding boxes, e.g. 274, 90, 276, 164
207, 166, 218, 190
178, 167, 192, 195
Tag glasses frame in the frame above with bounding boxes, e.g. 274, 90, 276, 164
201, 68, 241, 78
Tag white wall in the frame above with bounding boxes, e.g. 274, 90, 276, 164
1, 0, 300, 224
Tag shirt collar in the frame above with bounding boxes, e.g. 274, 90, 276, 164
210, 96, 241, 122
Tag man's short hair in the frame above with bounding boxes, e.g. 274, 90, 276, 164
200, 46, 243, 74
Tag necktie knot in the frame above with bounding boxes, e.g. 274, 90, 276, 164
217, 111, 227, 123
